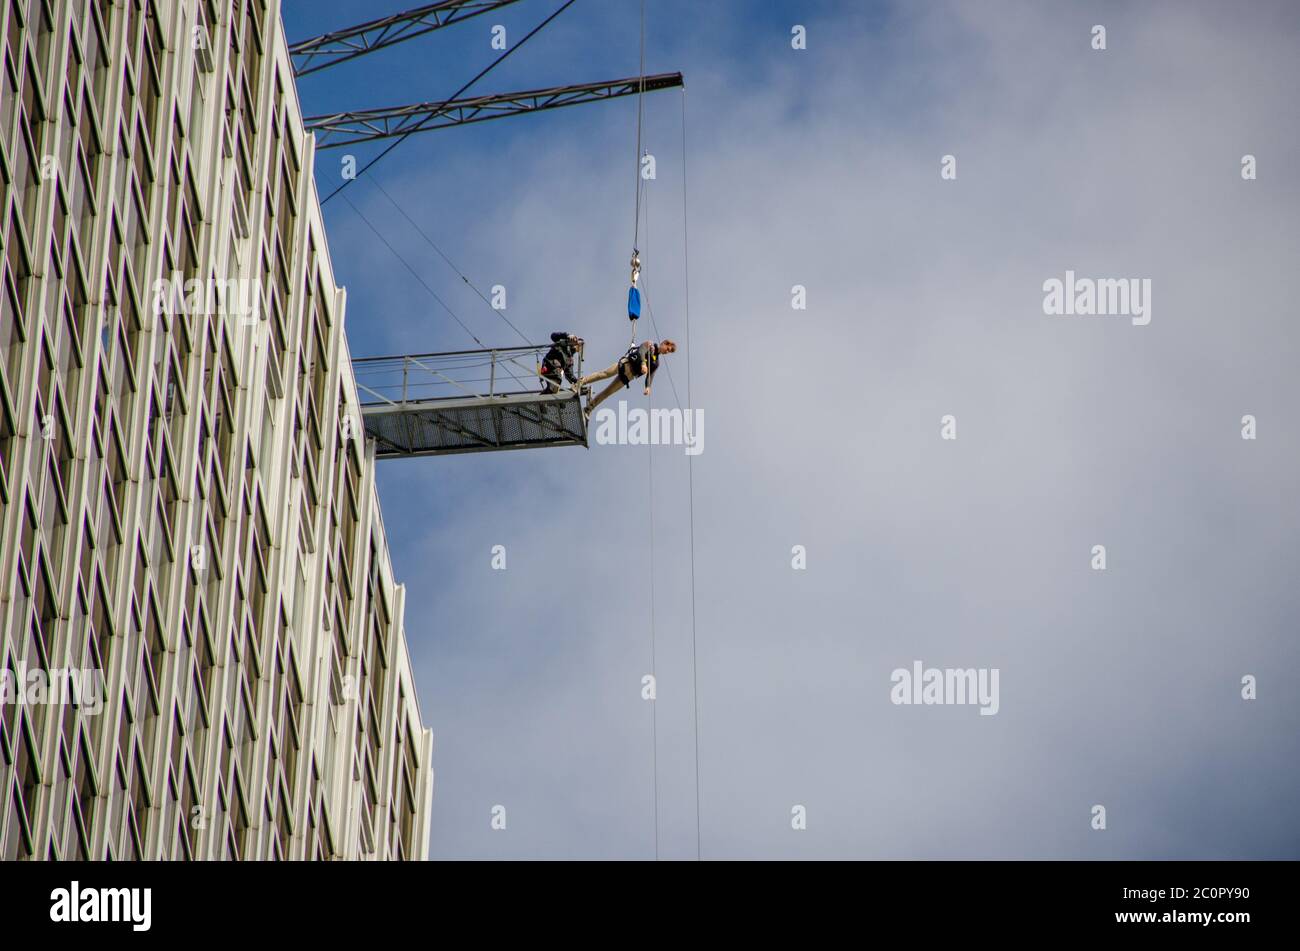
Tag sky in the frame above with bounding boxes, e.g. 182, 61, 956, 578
280, 0, 1300, 859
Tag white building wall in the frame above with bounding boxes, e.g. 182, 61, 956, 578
0, 0, 434, 860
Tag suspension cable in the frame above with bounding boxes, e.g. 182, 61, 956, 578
368, 175, 532, 345
647, 427, 660, 860
635, 82, 701, 862
339, 192, 529, 390
632, 0, 646, 252
680, 83, 701, 863
322, 0, 580, 206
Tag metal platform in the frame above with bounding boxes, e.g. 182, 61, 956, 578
353, 346, 588, 458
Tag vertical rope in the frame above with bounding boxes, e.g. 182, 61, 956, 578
632, 0, 646, 251
680, 84, 702, 863
647, 432, 660, 860
632, 83, 699, 862
630, 0, 647, 348
642, 58, 660, 857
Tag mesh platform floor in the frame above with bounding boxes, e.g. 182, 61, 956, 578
361, 391, 588, 457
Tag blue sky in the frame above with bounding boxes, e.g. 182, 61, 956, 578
281, 0, 1300, 859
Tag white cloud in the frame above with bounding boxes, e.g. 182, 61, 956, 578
317, 0, 1300, 858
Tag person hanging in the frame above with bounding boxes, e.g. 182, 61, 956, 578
580, 338, 677, 419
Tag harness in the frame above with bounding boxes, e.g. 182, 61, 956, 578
541, 338, 577, 378
619, 342, 657, 386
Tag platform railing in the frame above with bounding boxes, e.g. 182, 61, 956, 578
352, 344, 584, 407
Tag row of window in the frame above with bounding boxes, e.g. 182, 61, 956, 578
1, 0, 427, 862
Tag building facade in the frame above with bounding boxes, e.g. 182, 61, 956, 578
0, 0, 435, 859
